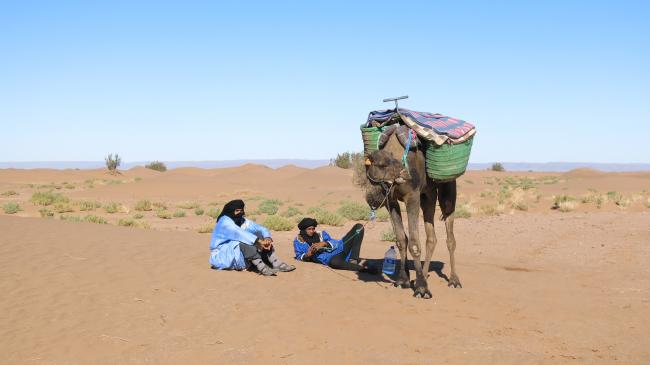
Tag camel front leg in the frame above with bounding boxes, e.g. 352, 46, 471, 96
445, 214, 462, 288
388, 204, 410, 288
420, 191, 437, 279
406, 195, 431, 299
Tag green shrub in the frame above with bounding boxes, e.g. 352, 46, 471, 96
156, 210, 172, 219
84, 215, 108, 224
172, 210, 186, 218
281, 206, 302, 218
145, 161, 167, 172
262, 215, 293, 231
607, 191, 630, 207
2, 202, 21, 214
489, 162, 505, 172
313, 209, 346, 226
39, 208, 54, 218
1, 190, 18, 196
455, 203, 472, 218
194, 207, 204, 216
380, 228, 397, 242
133, 213, 144, 219
104, 202, 121, 214
60, 215, 82, 222
118, 218, 136, 227
330, 151, 363, 169
480, 204, 503, 216
54, 202, 75, 213
63, 183, 75, 189
337, 201, 371, 221
31, 191, 69, 206
76, 200, 102, 211
375, 209, 390, 222
105, 153, 121, 173
135, 200, 153, 211
258, 199, 282, 215
176, 201, 200, 209
206, 207, 221, 219
552, 195, 576, 210
152, 202, 167, 210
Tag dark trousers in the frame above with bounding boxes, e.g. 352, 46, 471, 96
328, 223, 365, 271
239, 243, 276, 267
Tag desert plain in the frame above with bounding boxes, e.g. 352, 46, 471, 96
0, 165, 649, 364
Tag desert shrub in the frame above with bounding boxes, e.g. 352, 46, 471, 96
375, 209, 390, 222
489, 162, 505, 172
176, 201, 200, 209
455, 203, 472, 218
480, 204, 504, 216
77, 200, 102, 211
60, 215, 82, 222
145, 161, 167, 172
172, 210, 186, 218
156, 210, 172, 219
607, 191, 630, 207
262, 215, 293, 231
103, 202, 121, 214
152, 202, 167, 210
118, 218, 136, 227
512, 201, 528, 211
194, 207, 204, 216
645, 198, 650, 209
2, 202, 21, 214
197, 224, 214, 233
557, 201, 578, 212
206, 207, 221, 219
337, 201, 371, 221
134, 177, 142, 182
330, 151, 363, 170
39, 208, 54, 218
53, 202, 75, 213
84, 215, 108, 224
63, 183, 75, 190
31, 191, 69, 206
313, 209, 346, 226
1, 190, 18, 196
281, 206, 302, 218
134, 200, 153, 211
133, 213, 144, 219
479, 190, 494, 198
258, 199, 282, 215
104, 179, 123, 185
552, 195, 576, 210
105, 153, 121, 173
380, 228, 397, 242
139, 221, 151, 229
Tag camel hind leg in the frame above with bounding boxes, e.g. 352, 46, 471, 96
438, 181, 461, 288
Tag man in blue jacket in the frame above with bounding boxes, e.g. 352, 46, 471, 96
210, 200, 295, 276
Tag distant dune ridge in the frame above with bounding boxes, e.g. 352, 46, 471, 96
1, 160, 649, 172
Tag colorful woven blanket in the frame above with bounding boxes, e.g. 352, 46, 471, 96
366, 108, 476, 145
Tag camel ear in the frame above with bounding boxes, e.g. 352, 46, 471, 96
365, 158, 372, 166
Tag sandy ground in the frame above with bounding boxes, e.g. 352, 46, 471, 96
1, 166, 649, 364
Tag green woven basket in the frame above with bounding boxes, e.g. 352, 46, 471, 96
424, 137, 474, 181
360, 126, 384, 157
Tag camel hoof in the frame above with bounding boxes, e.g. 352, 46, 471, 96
448, 275, 462, 288
413, 288, 432, 299
394, 279, 411, 289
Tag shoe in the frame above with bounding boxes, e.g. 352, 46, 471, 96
258, 265, 278, 276
276, 263, 296, 272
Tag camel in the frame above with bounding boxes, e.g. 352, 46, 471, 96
364, 133, 461, 299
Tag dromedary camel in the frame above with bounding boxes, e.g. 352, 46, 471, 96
365, 133, 461, 299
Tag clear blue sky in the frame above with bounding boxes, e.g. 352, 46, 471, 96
1, 0, 649, 163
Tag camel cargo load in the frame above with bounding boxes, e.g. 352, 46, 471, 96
361, 108, 476, 181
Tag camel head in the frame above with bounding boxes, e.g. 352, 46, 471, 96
366, 149, 403, 184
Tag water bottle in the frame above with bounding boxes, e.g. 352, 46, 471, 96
382, 246, 397, 275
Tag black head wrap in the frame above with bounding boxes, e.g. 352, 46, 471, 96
297, 217, 320, 244
218, 199, 245, 226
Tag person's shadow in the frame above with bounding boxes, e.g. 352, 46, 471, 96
356, 259, 448, 286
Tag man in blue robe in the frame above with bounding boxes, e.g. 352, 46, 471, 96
209, 199, 295, 276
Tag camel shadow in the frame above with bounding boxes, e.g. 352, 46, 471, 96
355, 259, 448, 284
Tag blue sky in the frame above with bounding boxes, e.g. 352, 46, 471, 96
1, 0, 649, 163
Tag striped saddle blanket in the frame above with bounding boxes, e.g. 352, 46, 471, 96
366, 108, 476, 145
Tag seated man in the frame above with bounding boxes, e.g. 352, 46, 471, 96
293, 217, 375, 273
210, 199, 295, 276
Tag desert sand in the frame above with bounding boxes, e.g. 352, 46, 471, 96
1, 165, 649, 364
